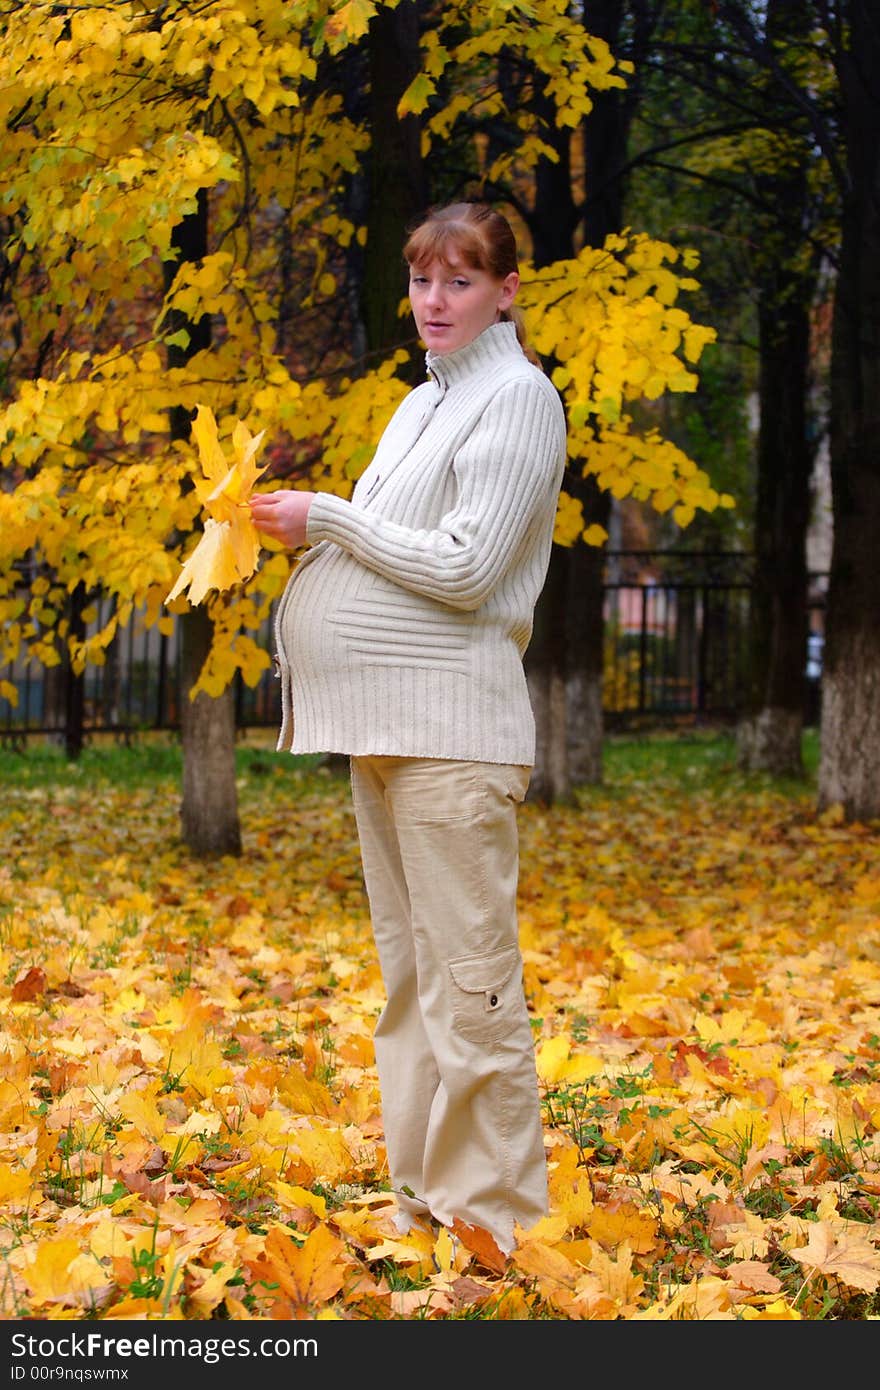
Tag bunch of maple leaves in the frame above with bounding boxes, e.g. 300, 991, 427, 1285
1, 751, 880, 1321
164, 405, 269, 609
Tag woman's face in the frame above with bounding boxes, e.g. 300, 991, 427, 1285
408, 254, 519, 355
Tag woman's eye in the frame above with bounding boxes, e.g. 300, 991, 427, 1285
451, 278, 470, 288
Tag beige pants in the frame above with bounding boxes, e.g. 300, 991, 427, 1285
350, 755, 548, 1253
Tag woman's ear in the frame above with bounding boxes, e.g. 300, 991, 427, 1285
498, 270, 520, 313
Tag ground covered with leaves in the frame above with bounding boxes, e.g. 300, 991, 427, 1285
1, 731, 879, 1321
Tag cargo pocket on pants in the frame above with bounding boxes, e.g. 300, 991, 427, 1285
448, 945, 521, 1043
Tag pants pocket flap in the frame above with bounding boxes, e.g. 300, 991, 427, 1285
448, 946, 519, 993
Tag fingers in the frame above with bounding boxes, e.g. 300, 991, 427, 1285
249, 492, 303, 518
248, 493, 281, 513
246, 490, 312, 549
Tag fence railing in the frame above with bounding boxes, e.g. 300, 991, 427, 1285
1, 552, 828, 743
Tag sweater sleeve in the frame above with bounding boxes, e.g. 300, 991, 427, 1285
304, 378, 566, 611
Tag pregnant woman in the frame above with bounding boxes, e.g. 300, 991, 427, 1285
249, 200, 567, 1255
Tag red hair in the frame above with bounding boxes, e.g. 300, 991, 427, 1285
403, 202, 539, 365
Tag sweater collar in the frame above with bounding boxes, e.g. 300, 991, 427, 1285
425, 319, 523, 392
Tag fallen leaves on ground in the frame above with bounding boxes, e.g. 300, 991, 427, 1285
1, 749, 880, 1321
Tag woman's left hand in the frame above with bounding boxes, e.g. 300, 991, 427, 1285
249, 489, 315, 549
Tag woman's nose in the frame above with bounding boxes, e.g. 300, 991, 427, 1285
425, 280, 445, 308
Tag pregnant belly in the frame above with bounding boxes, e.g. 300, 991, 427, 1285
279, 548, 473, 681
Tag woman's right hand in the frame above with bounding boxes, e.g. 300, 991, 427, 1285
248, 489, 315, 549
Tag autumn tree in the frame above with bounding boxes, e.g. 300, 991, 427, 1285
604, 0, 828, 777
362, 0, 426, 356
817, 0, 880, 820
713, 0, 880, 819
739, 100, 820, 776
165, 193, 242, 856
0, 0, 731, 851
0, 0, 396, 855
525, 0, 666, 799
400, 0, 728, 801
656, 0, 828, 777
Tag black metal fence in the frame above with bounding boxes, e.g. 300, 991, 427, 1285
602, 550, 752, 724
1, 552, 828, 744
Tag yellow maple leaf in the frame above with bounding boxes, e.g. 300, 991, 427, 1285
89, 1219, 135, 1262
258, 1222, 347, 1308
789, 1221, 880, 1294
325, 0, 377, 44
0, 1081, 30, 1130
277, 1065, 336, 1117
23, 1238, 108, 1305
536, 1033, 603, 1084
432, 1225, 458, 1274
587, 1202, 659, 1255
116, 1088, 167, 1143
548, 1145, 594, 1228
511, 1238, 580, 1288
165, 405, 267, 606
0, 1163, 32, 1204
635, 1274, 736, 1320
273, 1181, 328, 1220
397, 71, 435, 117
186, 1260, 240, 1316
165, 518, 243, 607
581, 1240, 645, 1316
287, 1124, 356, 1183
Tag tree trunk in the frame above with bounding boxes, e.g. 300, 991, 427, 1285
164, 190, 242, 855
342, 43, 370, 373
818, 0, 880, 821
314, 7, 426, 781
736, 289, 813, 775
566, 479, 610, 783
525, 1, 651, 796
364, 0, 426, 357
179, 604, 242, 856
526, 542, 570, 802
102, 622, 121, 730
523, 77, 580, 800
564, 3, 650, 787
63, 581, 87, 760
736, 0, 817, 778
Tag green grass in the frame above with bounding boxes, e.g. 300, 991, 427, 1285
0, 728, 325, 790
0, 724, 821, 801
601, 725, 819, 800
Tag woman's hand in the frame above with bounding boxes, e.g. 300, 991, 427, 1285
248, 489, 315, 549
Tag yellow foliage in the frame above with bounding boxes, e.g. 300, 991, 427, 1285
165, 406, 268, 607
0, 0, 730, 700
552, 491, 585, 546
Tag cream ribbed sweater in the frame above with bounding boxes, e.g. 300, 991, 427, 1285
273, 320, 567, 764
